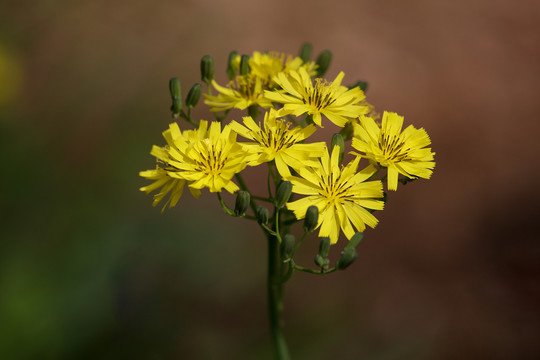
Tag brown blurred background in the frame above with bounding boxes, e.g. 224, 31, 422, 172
1, 0, 539, 359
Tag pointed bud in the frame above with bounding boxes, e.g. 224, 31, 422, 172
239, 54, 251, 76
280, 234, 295, 260
314, 254, 330, 270
185, 83, 202, 108
200, 55, 215, 84
350, 81, 368, 92
337, 248, 358, 270
234, 191, 250, 216
331, 133, 345, 164
274, 181, 293, 209
299, 42, 312, 63
318, 237, 331, 258
303, 205, 319, 233
339, 122, 354, 141
315, 50, 332, 77
256, 205, 269, 225
344, 232, 363, 251
227, 51, 239, 80
169, 77, 182, 117
248, 104, 260, 119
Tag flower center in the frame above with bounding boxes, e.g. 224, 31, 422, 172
253, 52, 286, 79
233, 75, 263, 100
379, 133, 411, 163
257, 120, 294, 152
197, 140, 226, 175
319, 171, 353, 204
303, 79, 337, 110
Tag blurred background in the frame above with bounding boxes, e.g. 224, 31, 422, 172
1, 0, 539, 359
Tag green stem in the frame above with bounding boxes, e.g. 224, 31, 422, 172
251, 194, 273, 203
267, 162, 280, 187
215, 109, 231, 122
180, 109, 199, 128
267, 164, 275, 201
267, 231, 290, 360
275, 209, 282, 243
216, 193, 235, 216
293, 262, 337, 275
279, 262, 294, 284
261, 224, 278, 236
289, 232, 308, 260
282, 217, 300, 227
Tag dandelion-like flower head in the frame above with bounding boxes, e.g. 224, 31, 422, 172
352, 112, 435, 191
230, 109, 326, 176
139, 123, 203, 211
140, 121, 251, 210
249, 51, 316, 87
265, 68, 368, 128
204, 75, 272, 112
286, 146, 384, 244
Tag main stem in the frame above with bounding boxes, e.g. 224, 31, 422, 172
267, 231, 290, 360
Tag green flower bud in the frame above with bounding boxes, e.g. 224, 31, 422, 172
239, 54, 251, 76
314, 254, 330, 269
234, 191, 250, 216
169, 77, 182, 117
315, 50, 332, 77
227, 50, 239, 80
280, 234, 295, 260
299, 42, 312, 63
337, 248, 358, 270
248, 104, 260, 119
318, 237, 331, 258
331, 133, 345, 164
185, 83, 202, 108
350, 80, 368, 92
303, 205, 319, 233
339, 122, 354, 141
344, 232, 363, 251
200, 55, 215, 84
274, 181, 293, 209
256, 205, 269, 225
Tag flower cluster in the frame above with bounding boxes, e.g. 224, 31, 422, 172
140, 44, 435, 245
139, 44, 436, 359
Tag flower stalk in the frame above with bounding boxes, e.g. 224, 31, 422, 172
267, 229, 290, 360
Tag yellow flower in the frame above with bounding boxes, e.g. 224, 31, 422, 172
140, 121, 250, 210
167, 121, 250, 193
205, 51, 316, 113
285, 146, 384, 244
264, 68, 368, 128
139, 123, 202, 211
229, 109, 326, 177
249, 51, 316, 88
139, 168, 188, 211
204, 74, 272, 112
351, 112, 435, 191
